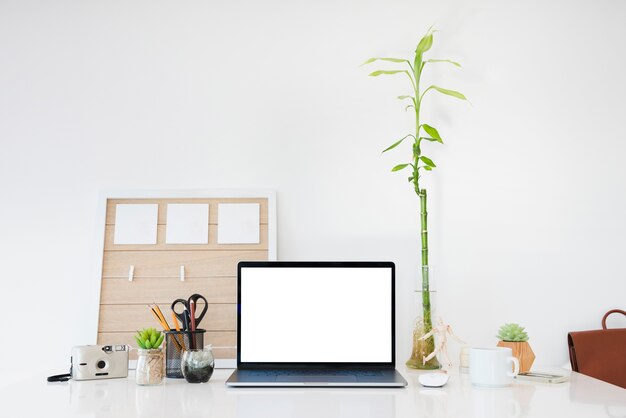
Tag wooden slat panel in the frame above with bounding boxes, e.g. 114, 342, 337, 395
104, 224, 268, 251
98, 195, 271, 363
102, 250, 266, 277
106, 198, 268, 225
97, 331, 236, 360
98, 304, 236, 333
100, 276, 236, 304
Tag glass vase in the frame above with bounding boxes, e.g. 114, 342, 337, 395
181, 346, 215, 383
406, 266, 441, 370
136, 348, 165, 385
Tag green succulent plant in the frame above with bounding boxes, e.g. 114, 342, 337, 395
497, 323, 529, 342
135, 328, 165, 349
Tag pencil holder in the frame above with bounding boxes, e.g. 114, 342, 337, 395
165, 329, 205, 378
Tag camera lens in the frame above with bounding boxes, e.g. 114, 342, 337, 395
97, 360, 106, 369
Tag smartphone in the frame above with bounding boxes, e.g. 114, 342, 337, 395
515, 372, 569, 384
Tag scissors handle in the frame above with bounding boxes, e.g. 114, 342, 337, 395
188, 293, 208, 327
171, 299, 189, 324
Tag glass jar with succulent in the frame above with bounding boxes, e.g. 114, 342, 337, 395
363, 27, 467, 369
135, 328, 165, 385
496, 323, 535, 373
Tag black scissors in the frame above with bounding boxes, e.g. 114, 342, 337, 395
171, 293, 208, 331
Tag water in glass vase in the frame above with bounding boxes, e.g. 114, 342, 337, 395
406, 266, 441, 370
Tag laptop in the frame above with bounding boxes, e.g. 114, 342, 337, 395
226, 261, 408, 387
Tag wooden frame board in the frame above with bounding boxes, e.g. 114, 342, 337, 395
90, 190, 276, 367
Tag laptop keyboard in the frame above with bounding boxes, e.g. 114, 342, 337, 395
245, 369, 384, 377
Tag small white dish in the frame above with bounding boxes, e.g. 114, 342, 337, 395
418, 373, 450, 388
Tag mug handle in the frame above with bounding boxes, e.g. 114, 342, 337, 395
507, 356, 520, 377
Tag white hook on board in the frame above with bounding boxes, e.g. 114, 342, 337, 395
180, 265, 185, 282
128, 265, 135, 282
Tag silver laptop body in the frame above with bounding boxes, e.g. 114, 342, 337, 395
226, 261, 407, 387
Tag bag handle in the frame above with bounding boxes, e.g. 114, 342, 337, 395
601, 309, 626, 329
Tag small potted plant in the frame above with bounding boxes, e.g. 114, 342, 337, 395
496, 323, 535, 373
135, 328, 165, 385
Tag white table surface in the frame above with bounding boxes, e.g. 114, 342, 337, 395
2, 367, 625, 418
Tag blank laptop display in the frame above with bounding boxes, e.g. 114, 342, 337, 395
226, 261, 407, 387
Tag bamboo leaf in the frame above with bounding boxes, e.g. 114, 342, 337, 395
430, 85, 467, 100
427, 59, 461, 67
420, 137, 438, 142
369, 70, 407, 77
376, 57, 408, 63
420, 156, 436, 167
415, 32, 434, 55
408, 176, 414, 182
391, 163, 410, 172
399, 95, 417, 110
361, 57, 409, 66
414, 55, 422, 80
423, 166, 433, 171
414, 26, 435, 78
382, 135, 412, 153
422, 124, 443, 143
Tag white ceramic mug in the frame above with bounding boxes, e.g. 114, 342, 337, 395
469, 347, 519, 387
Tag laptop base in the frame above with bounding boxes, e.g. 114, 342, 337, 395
225, 368, 407, 387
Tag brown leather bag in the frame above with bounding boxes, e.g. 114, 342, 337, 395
568, 309, 626, 389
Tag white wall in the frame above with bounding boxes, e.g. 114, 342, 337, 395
1, 0, 625, 378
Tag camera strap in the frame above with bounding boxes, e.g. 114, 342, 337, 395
47, 360, 73, 382
47, 373, 71, 382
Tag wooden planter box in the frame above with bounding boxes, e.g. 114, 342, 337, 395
497, 340, 535, 373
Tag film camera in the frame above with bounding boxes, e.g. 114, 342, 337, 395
71, 345, 129, 381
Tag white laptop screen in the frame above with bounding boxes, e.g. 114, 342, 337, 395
239, 265, 393, 364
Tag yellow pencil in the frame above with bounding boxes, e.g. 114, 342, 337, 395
171, 311, 187, 351
153, 304, 171, 330
149, 305, 182, 351
149, 306, 168, 330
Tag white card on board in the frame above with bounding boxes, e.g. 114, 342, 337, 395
113, 204, 158, 245
166, 204, 209, 244
218, 203, 260, 244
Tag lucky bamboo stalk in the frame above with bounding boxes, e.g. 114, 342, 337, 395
363, 28, 467, 369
